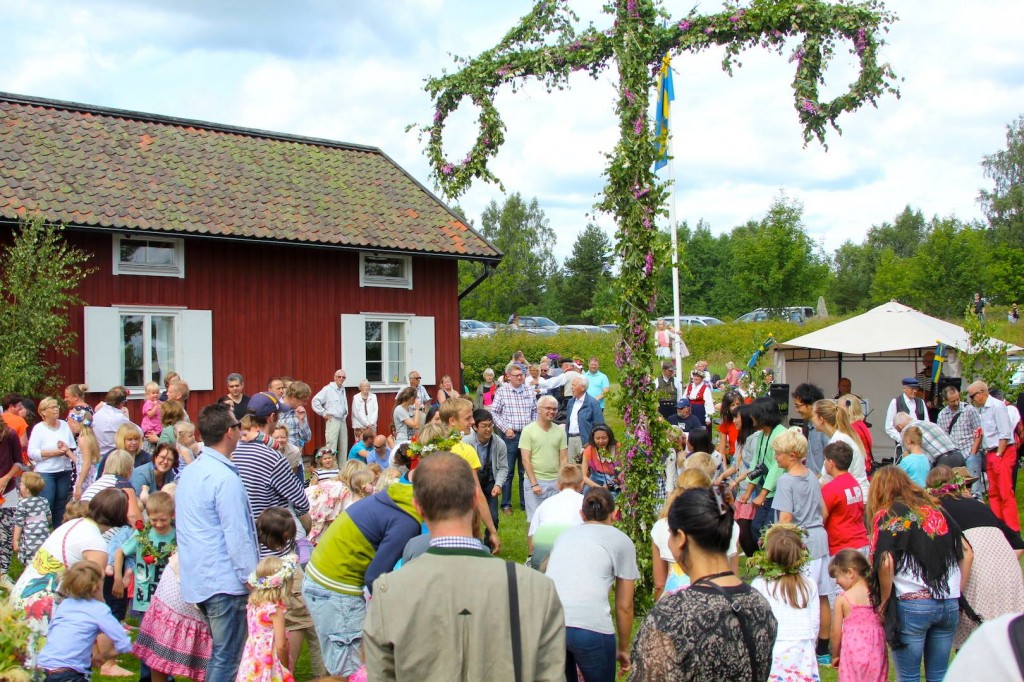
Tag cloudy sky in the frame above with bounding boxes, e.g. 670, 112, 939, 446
2, 0, 1022, 261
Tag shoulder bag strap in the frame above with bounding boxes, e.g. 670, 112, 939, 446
695, 582, 757, 682
945, 411, 962, 434
506, 561, 522, 682
62, 519, 86, 566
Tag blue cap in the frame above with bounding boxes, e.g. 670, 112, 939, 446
247, 391, 282, 419
676, 398, 692, 409
902, 377, 920, 387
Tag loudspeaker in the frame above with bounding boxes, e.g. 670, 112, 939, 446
769, 383, 790, 415
936, 376, 962, 397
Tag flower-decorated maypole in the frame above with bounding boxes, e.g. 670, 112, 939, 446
415, 0, 898, 605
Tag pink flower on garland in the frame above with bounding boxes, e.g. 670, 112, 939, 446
855, 28, 868, 55
789, 47, 805, 65
433, 109, 442, 123
627, 0, 638, 19
678, 20, 692, 31
704, 27, 715, 34
633, 117, 644, 134
624, 89, 636, 104
633, 185, 650, 199
801, 99, 818, 114
644, 251, 654, 275
441, 163, 455, 175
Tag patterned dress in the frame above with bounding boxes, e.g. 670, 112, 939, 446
134, 555, 212, 680
236, 602, 294, 682
14, 495, 51, 566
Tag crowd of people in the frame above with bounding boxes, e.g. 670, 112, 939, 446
0, 346, 1023, 682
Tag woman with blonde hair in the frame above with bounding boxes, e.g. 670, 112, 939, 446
812, 400, 869, 497
68, 405, 100, 501
838, 394, 873, 468
436, 375, 460, 406
28, 396, 77, 527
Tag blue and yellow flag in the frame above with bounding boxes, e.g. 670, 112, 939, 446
932, 341, 947, 384
747, 334, 776, 370
653, 52, 673, 172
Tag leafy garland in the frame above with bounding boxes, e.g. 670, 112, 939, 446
132, 519, 176, 565
416, 0, 898, 608
407, 429, 465, 459
746, 523, 810, 580
927, 474, 967, 498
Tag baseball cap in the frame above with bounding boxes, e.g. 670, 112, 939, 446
676, 398, 692, 409
247, 391, 282, 419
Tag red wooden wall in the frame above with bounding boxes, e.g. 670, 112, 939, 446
49, 230, 463, 450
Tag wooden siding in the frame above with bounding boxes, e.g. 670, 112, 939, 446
50, 231, 463, 449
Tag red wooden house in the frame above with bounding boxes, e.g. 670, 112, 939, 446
0, 92, 501, 444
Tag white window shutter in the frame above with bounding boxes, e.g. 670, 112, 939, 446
179, 310, 213, 391
83, 307, 123, 392
408, 316, 436, 385
340, 314, 366, 388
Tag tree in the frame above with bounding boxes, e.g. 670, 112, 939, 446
458, 193, 557, 321
979, 115, 1024, 247
731, 194, 829, 312
867, 205, 926, 259
0, 217, 95, 396
416, 0, 898, 607
827, 240, 874, 313
560, 223, 612, 323
960, 308, 1017, 401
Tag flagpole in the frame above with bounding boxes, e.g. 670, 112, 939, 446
669, 135, 683, 392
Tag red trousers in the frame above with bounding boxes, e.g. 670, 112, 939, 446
986, 445, 1020, 532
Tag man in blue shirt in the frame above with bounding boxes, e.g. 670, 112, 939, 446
584, 357, 611, 409
176, 404, 259, 682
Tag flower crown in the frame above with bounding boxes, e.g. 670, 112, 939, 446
746, 523, 810, 581
247, 557, 297, 590
927, 474, 966, 497
70, 406, 94, 427
407, 429, 464, 459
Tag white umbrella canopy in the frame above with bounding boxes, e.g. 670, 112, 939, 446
776, 301, 1021, 355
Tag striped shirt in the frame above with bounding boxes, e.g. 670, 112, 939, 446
490, 384, 538, 434
232, 439, 310, 557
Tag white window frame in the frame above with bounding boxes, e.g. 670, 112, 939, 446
112, 234, 186, 278
358, 253, 413, 290
84, 306, 213, 395
340, 313, 435, 389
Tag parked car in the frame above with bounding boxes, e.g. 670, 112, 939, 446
599, 324, 618, 332
652, 315, 725, 328
734, 307, 810, 324
517, 316, 560, 336
460, 319, 496, 339
561, 324, 612, 334
1010, 356, 1024, 389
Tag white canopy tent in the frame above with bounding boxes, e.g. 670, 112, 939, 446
773, 301, 1020, 461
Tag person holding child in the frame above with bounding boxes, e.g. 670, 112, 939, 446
35, 560, 134, 682
141, 382, 163, 451
235, 555, 296, 682
749, 524, 821, 681
828, 549, 888, 681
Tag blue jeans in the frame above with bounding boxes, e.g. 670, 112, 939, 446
302, 580, 366, 677
197, 593, 249, 682
565, 627, 616, 682
751, 496, 776, 539
39, 470, 72, 528
500, 432, 525, 510
891, 598, 959, 682
966, 452, 985, 496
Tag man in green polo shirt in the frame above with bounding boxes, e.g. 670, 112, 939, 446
520, 394, 568, 523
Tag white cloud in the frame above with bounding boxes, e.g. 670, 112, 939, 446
1, 0, 1022, 263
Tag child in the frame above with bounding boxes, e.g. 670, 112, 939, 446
771, 427, 833, 664
237, 555, 295, 682
821, 442, 869, 556
829, 549, 888, 681
62, 500, 89, 521
141, 381, 163, 451
12, 471, 51, 566
749, 524, 821, 681
344, 470, 375, 510
113, 491, 175, 616
133, 551, 212, 682
36, 561, 133, 682
257, 507, 326, 678
898, 425, 930, 487
309, 448, 340, 485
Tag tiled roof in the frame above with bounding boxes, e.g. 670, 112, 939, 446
0, 93, 500, 261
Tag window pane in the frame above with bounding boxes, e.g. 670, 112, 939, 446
365, 321, 383, 382
146, 242, 175, 266
387, 321, 406, 384
151, 316, 176, 384
120, 242, 146, 264
121, 315, 144, 387
364, 257, 403, 279
366, 362, 383, 383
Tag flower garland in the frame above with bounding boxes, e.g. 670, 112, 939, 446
133, 519, 176, 566
745, 524, 810, 581
247, 556, 297, 591
407, 429, 465, 459
927, 474, 966, 498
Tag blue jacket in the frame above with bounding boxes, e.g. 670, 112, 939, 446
565, 393, 604, 445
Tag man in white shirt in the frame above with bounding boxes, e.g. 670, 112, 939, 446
884, 377, 930, 457
527, 463, 584, 569
969, 381, 1019, 531
312, 370, 349, 456
92, 386, 130, 457
394, 371, 431, 408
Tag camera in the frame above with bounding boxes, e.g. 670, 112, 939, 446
747, 462, 769, 486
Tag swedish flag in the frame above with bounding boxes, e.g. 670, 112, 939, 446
653, 53, 673, 172
932, 342, 947, 384
747, 334, 776, 370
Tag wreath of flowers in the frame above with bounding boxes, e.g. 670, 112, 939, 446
133, 519, 176, 565
247, 556, 297, 591
407, 429, 465, 459
927, 474, 966, 498
745, 523, 810, 581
